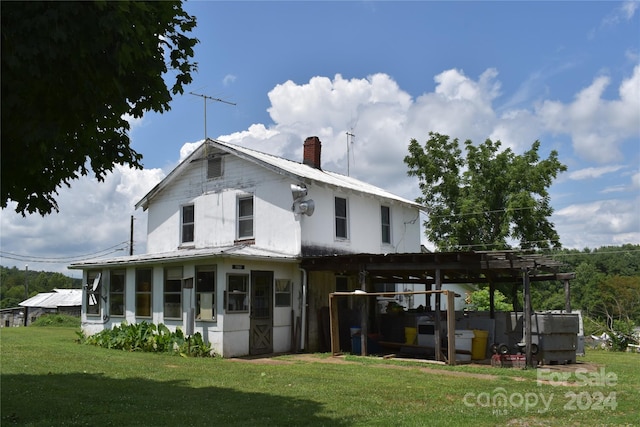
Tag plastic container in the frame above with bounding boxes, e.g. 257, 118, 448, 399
404, 327, 417, 345
455, 330, 474, 361
472, 329, 489, 360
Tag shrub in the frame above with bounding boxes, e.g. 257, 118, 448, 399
30, 314, 80, 327
77, 321, 215, 357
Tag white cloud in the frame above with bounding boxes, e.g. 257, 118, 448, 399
603, 1, 638, 26
179, 141, 203, 162
0, 165, 164, 274
568, 165, 625, 180
537, 65, 640, 163
223, 74, 237, 86
554, 197, 640, 249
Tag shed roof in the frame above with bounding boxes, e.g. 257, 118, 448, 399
20, 289, 82, 308
300, 251, 575, 284
135, 139, 421, 211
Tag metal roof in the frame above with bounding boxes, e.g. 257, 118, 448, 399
20, 289, 82, 308
136, 139, 421, 211
69, 244, 298, 269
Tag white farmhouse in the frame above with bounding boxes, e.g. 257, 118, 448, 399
70, 137, 422, 357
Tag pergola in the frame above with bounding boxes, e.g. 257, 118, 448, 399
301, 251, 575, 366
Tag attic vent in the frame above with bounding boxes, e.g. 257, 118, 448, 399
207, 157, 223, 179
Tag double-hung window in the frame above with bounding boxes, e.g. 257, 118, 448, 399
164, 267, 182, 319
335, 196, 348, 239
109, 270, 125, 317
181, 205, 194, 244
196, 266, 216, 321
237, 196, 254, 240
135, 268, 152, 317
381, 205, 391, 244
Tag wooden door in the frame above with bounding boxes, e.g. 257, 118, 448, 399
250, 271, 273, 355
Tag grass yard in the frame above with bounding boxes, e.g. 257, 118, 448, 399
1, 327, 638, 426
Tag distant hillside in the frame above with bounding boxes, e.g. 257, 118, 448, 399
0, 266, 82, 309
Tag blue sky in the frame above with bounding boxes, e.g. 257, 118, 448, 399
1, 1, 639, 274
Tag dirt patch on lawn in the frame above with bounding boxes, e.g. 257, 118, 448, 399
227, 353, 602, 384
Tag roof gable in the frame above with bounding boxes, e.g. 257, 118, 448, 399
135, 138, 421, 210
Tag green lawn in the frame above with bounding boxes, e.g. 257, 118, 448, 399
1, 327, 638, 426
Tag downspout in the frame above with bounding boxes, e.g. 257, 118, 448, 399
299, 267, 308, 351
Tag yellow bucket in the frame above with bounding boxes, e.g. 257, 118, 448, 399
472, 329, 489, 360
405, 327, 417, 345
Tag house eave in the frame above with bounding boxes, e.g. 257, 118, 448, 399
68, 245, 300, 270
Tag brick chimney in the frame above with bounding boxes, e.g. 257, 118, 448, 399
303, 136, 322, 169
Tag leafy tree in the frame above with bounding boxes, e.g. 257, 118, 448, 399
1, 1, 198, 215
465, 288, 513, 311
404, 132, 567, 251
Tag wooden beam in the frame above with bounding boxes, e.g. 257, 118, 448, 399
564, 278, 571, 313
329, 294, 340, 356
523, 269, 533, 368
359, 267, 368, 356
447, 290, 456, 366
435, 269, 442, 362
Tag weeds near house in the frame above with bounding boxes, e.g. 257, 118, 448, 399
76, 321, 215, 357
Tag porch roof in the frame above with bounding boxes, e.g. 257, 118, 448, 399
300, 250, 575, 284
68, 245, 298, 270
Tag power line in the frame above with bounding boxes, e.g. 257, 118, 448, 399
0, 241, 129, 263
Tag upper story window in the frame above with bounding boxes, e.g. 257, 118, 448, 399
110, 270, 126, 317
237, 196, 254, 240
181, 205, 194, 244
207, 157, 223, 179
381, 205, 391, 244
335, 196, 348, 239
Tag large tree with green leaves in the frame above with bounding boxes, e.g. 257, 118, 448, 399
1, 1, 198, 215
404, 132, 567, 251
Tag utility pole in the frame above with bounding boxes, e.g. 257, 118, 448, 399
23, 265, 28, 326
129, 215, 134, 256
189, 92, 236, 140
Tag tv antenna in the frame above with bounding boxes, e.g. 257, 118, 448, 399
346, 130, 355, 176
189, 92, 236, 139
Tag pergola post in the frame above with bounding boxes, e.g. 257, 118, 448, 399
564, 278, 571, 313
435, 268, 443, 362
523, 269, 533, 368
359, 267, 368, 356
446, 290, 456, 366
489, 280, 495, 319
329, 293, 340, 355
